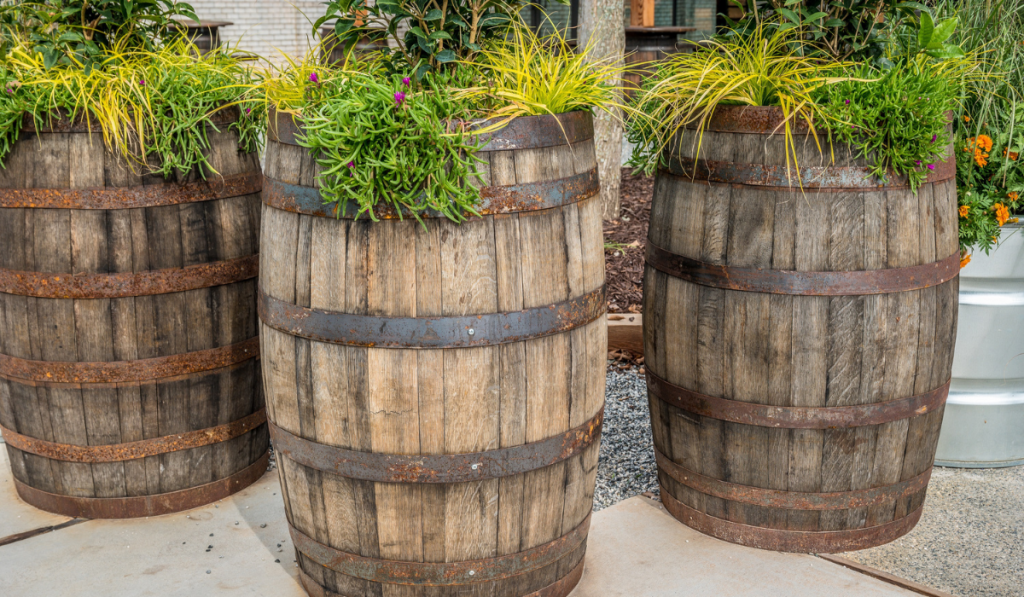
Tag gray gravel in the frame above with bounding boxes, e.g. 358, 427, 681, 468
596, 366, 1024, 596
844, 465, 1024, 597
594, 366, 659, 511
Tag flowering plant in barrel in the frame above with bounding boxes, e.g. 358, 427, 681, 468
0, 1, 270, 520
257, 8, 623, 597
626, 3, 975, 554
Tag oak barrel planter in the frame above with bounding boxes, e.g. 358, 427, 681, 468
643, 105, 959, 553
0, 110, 268, 519
623, 27, 694, 98
261, 109, 606, 596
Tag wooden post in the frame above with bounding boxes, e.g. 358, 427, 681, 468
631, 0, 656, 27
579, 0, 625, 220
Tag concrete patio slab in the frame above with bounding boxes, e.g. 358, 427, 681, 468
0, 454, 937, 597
0, 444, 74, 540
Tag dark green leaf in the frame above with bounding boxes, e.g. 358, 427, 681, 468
424, 9, 443, 20
435, 49, 456, 62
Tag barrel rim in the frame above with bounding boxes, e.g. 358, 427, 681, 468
267, 107, 595, 152
659, 485, 923, 553
11, 450, 269, 519
22, 105, 241, 134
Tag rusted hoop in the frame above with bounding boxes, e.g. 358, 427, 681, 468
262, 169, 600, 219
655, 449, 931, 510
659, 487, 923, 553
647, 370, 948, 429
258, 286, 606, 349
0, 171, 262, 210
0, 254, 258, 299
268, 109, 593, 151
290, 513, 589, 585
661, 155, 955, 191
1, 410, 266, 463
0, 336, 260, 384
271, 407, 602, 484
646, 243, 960, 296
12, 451, 269, 519
298, 557, 585, 597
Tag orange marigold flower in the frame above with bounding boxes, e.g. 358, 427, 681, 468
964, 115, 972, 122
995, 203, 1010, 226
1009, 192, 1020, 203
977, 135, 994, 151
1003, 148, 1020, 160
960, 254, 971, 268
974, 148, 989, 167
959, 205, 970, 218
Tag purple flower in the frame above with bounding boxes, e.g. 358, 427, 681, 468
139, 79, 146, 86
310, 72, 319, 84
931, 134, 937, 143
402, 77, 411, 87
928, 164, 936, 170
915, 160, 921, 166
394, 91, 406, 106
347, 161, 354, 168
845, 99, 850, 105
245, 107, 252, 114
5, 88, 11, 94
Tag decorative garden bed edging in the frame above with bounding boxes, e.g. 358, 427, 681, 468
935, 223, 1024, 467
643, 105, 959, 553
260, 110, 606, 597
0, 112, 268, 518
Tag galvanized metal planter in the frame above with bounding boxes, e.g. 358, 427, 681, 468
936, 223, 1024, 468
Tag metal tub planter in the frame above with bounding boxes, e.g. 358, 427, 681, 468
936, 223, 1024, 467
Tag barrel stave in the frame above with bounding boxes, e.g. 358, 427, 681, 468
0, 119, 266, 515
646, 116, 958, 549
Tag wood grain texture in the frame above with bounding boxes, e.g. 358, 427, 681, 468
262, 114, 605, 596
0, 123, 266, 513
644, 124, 958, 551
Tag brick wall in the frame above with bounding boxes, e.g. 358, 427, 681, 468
186, 0, 328, 61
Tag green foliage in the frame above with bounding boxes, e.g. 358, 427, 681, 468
934, 0, 1024, 253
625, 23, 852, 176
293, 67, 483, 223
725, 0, 962, 64
0, 0, 198, 72
315, 0, 552, 74
815, 61, 957, 191
459, 23, 626, 120
0, 39, 265, 178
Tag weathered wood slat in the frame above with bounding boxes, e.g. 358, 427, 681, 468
0, 117, 266, 518
263, 112, 604, 597
645, 106, 957, 553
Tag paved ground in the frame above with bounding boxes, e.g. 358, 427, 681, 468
844, 466, 1024, 597
0, 446, 923, 596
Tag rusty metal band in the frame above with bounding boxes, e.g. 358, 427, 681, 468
0, 254, 258, 299
648, 370, 949, 429
646, 243, 960, 296
0, 409, 266, 463
259, 286, 606, 349
0, 171, 262, 210
0, 336, 260, 384
262, 169, 599, 219
660, 155, 955, 191
659, 486, 923, 553
655, 448, 931, 510
12, 451, 269, 519
269, 109, 593, 151
22, 107, 240, 134
271, 407, 602, 484
298, 557, 585, 597
290, 513, 589, 585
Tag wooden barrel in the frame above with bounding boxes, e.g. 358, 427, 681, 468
261, 110, 606, 596
643, 105, 959, 553
624, 27, 694, 98
0, 110, 268, 519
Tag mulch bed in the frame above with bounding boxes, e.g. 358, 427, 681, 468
604, 168, 653, 369
604, 167, 653, 315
